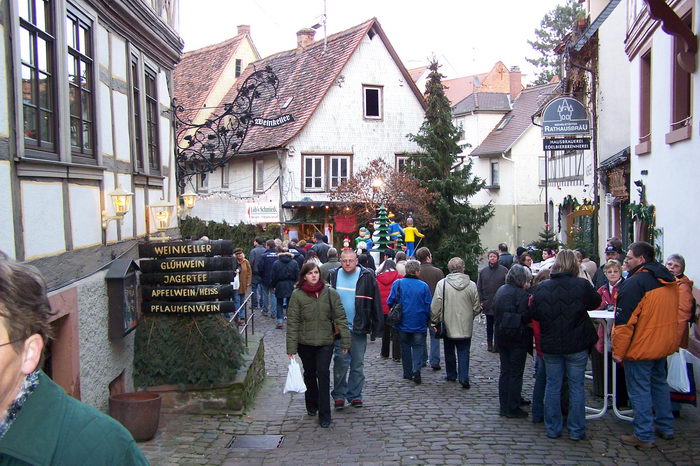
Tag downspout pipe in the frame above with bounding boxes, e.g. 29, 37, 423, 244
500, 151, 518, 247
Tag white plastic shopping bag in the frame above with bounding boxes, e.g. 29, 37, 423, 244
667, 350, 691, 393
283, 357, 307, 394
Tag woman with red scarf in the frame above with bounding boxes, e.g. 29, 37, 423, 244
286, 262, 350, 428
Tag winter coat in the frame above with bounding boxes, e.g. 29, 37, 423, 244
430, 273, 481, 339
492, 283, 532, 350
286, 286, 351, 354
377, 270, 401, 315
0, 371, 148, 465
499, 253, 514, 269
258, 248, 278, 287
531, 272, 601, 354
477, 263, 508, 315
235, 258, 252, 294
249, 244, 266, 278
328, 266, 384, 337
289, 247, 305, 269
387, 276, 432, 333
613, 261, 679, 361
271, 253, 299, 299
597, 279, 623, 310
319, 259, 340, 282
312, 242, 330, 263
419, 263, 444, 296
676, 274, 695, 349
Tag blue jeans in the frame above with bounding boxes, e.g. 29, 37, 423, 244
624, 358, 674, 442
443, 338, 471, 383
543, 350, 588, 439
251, 280, 263, 309
399, 331, 426, 378
233, 293, 246, 319
262, 285, 276, 315
532, 355, 547, 422
276, 297, 288, 323
332, 332, 367, 402
423, 326, 440, 366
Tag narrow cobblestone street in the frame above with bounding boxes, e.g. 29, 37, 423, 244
142, 312, 700, 465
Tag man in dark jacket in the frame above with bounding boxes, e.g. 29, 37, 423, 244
613, 241, 678, 449
0, 253, 148, 464
498, 243, 514, 269
328, 250, 383, 409
415, 247, 444, 370
312, 232, 330, 263
258, 239, 278, 317
320, 248, 340, 281
288, 240, 305, 269
248, 237, 266, 311
477, 250, 509, 352
593, 238, 623, 289
270, 250, 299, 329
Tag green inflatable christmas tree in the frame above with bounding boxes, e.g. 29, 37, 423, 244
374, 205, 392, 256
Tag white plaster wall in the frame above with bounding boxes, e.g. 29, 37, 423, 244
77, 270, 135, 412
98, 83, 114, 156
285, 32, 425, 203
135, 187, 146, 235
96, 24, 110, 68
102, 175, 117, 242
21, 182, 66, 259
117, 174, 134, 238
109, 34, 127, 81
112, 92, 131, 162
158, 70, 170, 107
69, 184, 102, 249
628, 11, 700, 280
0, 25, 8, 137
457, 113, 507, 151
0, 162, 15, 258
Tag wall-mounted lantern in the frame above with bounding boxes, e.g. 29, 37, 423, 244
102, 186, 134, 230
148, 199, 176, 235
178, 189, 197, 219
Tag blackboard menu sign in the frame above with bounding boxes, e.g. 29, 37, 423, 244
139, 240, 235, 315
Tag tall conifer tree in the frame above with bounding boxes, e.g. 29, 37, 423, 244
408, 60, 493, 275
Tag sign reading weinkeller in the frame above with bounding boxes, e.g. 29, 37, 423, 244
138, 240, 235, 315
541, 97, 591, 137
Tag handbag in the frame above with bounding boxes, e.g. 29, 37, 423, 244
434, 280, 448, 339
386, 281, 402, 326
283, 357, 307, 394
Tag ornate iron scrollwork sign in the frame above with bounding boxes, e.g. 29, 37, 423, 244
173, 66, 281, 190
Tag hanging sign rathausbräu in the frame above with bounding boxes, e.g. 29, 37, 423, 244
541, 97, 591, 137
543, 137, 591, 151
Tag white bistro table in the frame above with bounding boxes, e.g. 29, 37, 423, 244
586, 310, 633, 421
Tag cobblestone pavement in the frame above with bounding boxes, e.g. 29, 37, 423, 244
141, 312, 700, 465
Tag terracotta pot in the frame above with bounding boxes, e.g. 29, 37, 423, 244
109, 392, 161, 441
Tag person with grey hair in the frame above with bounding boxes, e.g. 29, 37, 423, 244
387, 260, 433, 384
430, 257, 480, 389
477, 249, 509, 352
493, 264, 533, 418
319, 248, 340, 282
0, 253, 148, 464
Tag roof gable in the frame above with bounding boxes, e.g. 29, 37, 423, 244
452, 92, 512, 115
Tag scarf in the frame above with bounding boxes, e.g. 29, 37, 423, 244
0, 370, 39, 439
300, 281, 325, 298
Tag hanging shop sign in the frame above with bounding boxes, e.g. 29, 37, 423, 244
334, 214, 357, 233
247, 203, 279, 222
138, 240, 233, 258
139, 239, 235, 315
251, 114, 294, 127
543, 137, 591, 151
542, 97, 591, 137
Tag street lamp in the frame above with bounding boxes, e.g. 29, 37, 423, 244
148, 199, 176, 240
178, 189, 198, 219
101, 186, 134, 230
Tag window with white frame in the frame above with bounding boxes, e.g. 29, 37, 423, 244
254, 159, 265, 193
490, 160, 500, 186
303, 155, 324, 191
329, 156, 350, 189
221, 163, 229, 188
197, 172, 208, 191
363, 85, 382, 119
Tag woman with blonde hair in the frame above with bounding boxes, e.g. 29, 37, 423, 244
531, 249, 601, 440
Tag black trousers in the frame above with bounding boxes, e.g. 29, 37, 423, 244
381, 315, 401, 359
486, 315, 495, 345
499, 346, 528, 415
297, 343, 334, 423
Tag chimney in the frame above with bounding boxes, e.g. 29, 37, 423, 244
509, 66, 522, 100
296, 28, 316, 48
237, 25, 250, 36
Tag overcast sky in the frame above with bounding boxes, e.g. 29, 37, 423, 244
179, 0, 565, 84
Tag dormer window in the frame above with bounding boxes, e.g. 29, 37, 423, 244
363, 85, 382, 120
495, 115, 512, 131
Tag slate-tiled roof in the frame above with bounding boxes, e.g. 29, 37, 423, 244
470, 82, 560, 156
219, 18, 425, 154
174, 35, 244, 122
452, 92, 512, 115
442, 73, 488, 106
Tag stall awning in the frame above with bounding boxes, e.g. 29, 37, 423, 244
599, 147, 630, 172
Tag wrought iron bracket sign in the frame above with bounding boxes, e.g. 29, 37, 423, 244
541, 96, 591, 137
173, 66, 287, 190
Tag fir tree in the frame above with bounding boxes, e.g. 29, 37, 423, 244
373, 205, 392, 255
532, 225, 562, 252
526, 0, 584, 85
407, 60, 493, 275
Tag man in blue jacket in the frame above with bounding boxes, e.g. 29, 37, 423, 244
0, 253, 147, 464
328, 250, 383, 409
258, 239, 278, 317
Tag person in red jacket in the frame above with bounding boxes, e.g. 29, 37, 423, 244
377, 260, 402, 361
